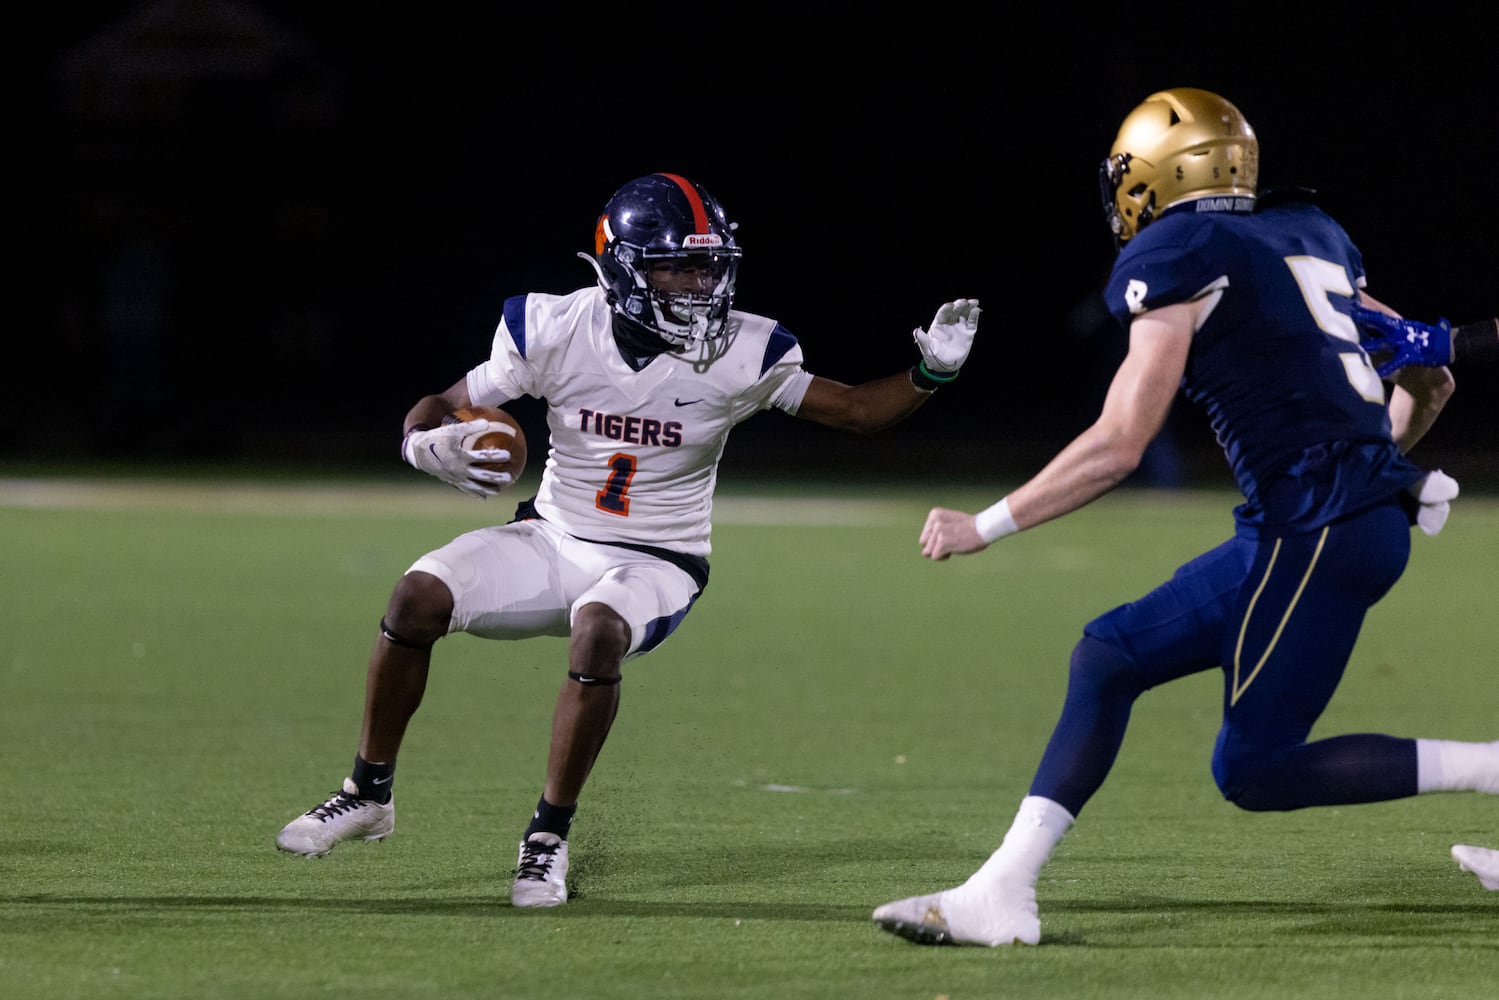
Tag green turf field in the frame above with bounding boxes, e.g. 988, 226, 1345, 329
3, 475, 1498, 999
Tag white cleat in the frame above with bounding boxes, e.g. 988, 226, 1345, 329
872, 883, 1040, 947
1452, 844, 1499, 890
276, 778, 394, 857
511, 832, 569, 908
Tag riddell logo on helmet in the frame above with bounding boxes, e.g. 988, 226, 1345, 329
683, 234, 723, 248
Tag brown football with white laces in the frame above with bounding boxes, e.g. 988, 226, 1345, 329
445, 405, 527, 483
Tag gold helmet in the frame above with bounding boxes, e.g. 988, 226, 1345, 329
1099, 88, 1259, 247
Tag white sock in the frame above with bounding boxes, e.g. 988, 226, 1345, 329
961, 795, 1076, 895
1416, 739, 1499, 794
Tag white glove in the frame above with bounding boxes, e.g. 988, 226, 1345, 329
401, 422, 514, 499
912, 298, 980, 373
1410, 469, 1459, 537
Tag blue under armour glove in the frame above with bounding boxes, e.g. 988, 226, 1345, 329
1350, 304, 1453, 377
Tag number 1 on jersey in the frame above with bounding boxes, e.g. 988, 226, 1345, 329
596, 453, 637, 516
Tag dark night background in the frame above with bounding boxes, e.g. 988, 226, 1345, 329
9, 4, 1499, 490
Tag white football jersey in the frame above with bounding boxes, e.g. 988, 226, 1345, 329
465, 286, 811, 556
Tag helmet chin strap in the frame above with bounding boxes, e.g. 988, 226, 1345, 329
577, 251, 609, 293
580, 252, 675, 367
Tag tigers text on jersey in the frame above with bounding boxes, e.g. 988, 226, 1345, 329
465, 286, 810, 556
1102, 199, 1425, 536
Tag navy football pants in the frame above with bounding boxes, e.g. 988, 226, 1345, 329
1030, 498, 1419, 815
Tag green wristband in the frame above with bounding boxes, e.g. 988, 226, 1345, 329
910, 361, 959, 392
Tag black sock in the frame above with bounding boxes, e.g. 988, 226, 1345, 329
350, 754, 395, 804
524, 796, 576, 840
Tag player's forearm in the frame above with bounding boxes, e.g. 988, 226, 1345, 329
1388, 366, 1454, 453
797, 371, 930, 432
403, 381, 473, 434
1008, 428, 1141, 532
404, 394, 463, 434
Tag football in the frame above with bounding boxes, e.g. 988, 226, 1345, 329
445, 405, 527, 484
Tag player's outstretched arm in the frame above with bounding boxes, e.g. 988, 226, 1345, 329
795, 299, 979, 432
920, 302, 1192, 563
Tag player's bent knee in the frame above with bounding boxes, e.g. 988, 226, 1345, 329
1217, 778, 1285, 812
1069, 634, 1146, 700
570, 602, 630, 664
381, 571, 454, 648
1212, 751, 1289, 811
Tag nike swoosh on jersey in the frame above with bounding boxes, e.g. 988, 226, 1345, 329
673, 398, 704, 407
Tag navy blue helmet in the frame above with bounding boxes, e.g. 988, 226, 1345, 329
588, 173, 742, 349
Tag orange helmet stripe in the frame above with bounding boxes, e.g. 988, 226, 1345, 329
657, 172, 710, 234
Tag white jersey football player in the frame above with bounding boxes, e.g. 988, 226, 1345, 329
274, 172, 980, 908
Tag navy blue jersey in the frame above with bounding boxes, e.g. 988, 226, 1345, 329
1103, 200, 1425, 536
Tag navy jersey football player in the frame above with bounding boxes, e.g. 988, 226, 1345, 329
873, 88, 1499, 948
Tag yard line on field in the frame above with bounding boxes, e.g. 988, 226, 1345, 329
0, 478, 916, 526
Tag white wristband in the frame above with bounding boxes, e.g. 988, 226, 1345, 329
973, 497, 1018, 543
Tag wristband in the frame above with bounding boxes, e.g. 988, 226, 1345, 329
400, 423, 434, 461
1452, 318, 1499, 364
910, 361, 960, 392
974, 496, 1019, 543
